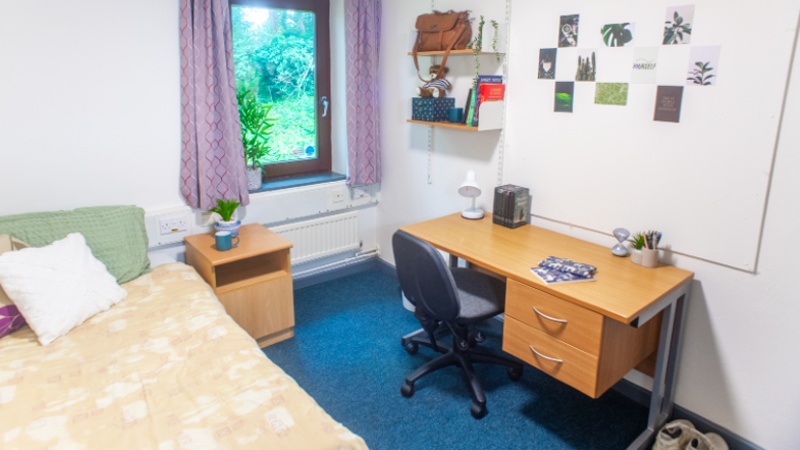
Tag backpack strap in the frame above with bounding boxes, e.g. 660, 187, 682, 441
412, 22, 468, 83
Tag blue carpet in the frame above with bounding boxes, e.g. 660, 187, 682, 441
262, 268, 647, 449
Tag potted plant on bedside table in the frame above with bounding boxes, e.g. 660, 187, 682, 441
209, 198, 241, 236
237, 88, 276, 191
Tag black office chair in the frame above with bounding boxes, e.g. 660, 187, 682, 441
392, 230, 523, 419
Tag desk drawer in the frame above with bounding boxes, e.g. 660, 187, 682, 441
505, 279, 603, 355
503, 316, 600, 398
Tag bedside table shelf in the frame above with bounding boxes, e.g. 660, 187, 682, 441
184, 224, 295, 348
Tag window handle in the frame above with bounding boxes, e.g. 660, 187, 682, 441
320, 96, 329, 118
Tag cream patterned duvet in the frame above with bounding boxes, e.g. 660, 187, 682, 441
0, 262, 367, 449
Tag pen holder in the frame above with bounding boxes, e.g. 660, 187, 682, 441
640, 248, 659, 268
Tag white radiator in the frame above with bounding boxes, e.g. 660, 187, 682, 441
270, 211, 360, 264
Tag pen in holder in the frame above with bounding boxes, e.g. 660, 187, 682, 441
628, 230, 662, 268
640, 248, 659, 268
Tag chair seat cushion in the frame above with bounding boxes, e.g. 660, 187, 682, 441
451, 268, 506, 323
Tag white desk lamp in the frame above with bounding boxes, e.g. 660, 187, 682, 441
458, 170, 484, 219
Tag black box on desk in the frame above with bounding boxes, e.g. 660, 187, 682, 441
412, 97, 455, 122
493, 185, 531, 229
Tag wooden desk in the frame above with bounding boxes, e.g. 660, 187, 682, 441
400, 213, 694, 450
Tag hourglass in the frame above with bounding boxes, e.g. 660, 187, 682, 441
611, 227, 630, 256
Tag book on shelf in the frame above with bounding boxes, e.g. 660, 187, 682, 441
479, 83, 505, 102
463, 88, 474, 125
472, 74, 504, 126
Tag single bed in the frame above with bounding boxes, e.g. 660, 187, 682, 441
0, 206, 367, 449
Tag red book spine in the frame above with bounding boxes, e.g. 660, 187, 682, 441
479, 83, 505, 102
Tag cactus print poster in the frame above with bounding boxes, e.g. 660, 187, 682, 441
576, 49, 596, 82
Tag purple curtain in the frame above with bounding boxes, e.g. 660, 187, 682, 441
345, 0, 382, 186
179, 0, 249, 209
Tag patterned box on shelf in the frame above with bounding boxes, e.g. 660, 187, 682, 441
411, 97, 455, 122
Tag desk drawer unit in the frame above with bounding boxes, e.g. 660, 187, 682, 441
502, 279, 660, 398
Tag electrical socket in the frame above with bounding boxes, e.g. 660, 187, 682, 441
159, 217, 188, 235
331, 191, 345, 203
352, 187, 369, 200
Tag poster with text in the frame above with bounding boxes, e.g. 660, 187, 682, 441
654, 86, 684, 122
631, 47, 659, 84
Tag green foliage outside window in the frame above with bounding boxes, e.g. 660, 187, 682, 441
237, 89, 276, 169
232, 6, 317, 165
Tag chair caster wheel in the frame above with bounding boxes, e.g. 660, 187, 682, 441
470, 402, 487, 419
508, 366, 523, 381
402, 339, 419, 355
401, 380, 415, 398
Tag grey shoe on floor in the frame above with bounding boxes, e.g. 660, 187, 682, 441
652, 419, 696, 450
685, 431, 729, 450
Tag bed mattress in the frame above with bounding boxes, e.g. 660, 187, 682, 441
0, 262, 367, 449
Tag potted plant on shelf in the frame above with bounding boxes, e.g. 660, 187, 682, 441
237, 88, 276, 191
208, 198, 241, 236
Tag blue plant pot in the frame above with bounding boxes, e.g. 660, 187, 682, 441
214, 219, 241, 237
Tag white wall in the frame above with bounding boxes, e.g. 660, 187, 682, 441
0, 0, 184, 214
377, 1, 800, 449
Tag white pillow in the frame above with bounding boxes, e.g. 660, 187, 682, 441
0, 232, 127, 345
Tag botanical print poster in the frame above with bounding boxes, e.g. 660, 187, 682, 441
654, 86, 684, 122
595, 83, 629, 106
686, 46, 721, 86
600, 22, 635, 47
663, 5, 694, 45
554, 82, 575, 112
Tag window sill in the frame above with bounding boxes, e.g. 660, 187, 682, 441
248, 172, 346, 193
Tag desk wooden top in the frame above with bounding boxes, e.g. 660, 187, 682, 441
400, 213, 694, 325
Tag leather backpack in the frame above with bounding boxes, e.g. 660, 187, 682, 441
412, 10, 471, 82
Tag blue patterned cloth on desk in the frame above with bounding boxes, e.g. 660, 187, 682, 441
531, 256, 597, 285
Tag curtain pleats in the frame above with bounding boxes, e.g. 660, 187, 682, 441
179, 0, 249, 209
345, 0, 382, 186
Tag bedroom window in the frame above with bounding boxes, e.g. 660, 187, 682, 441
231, 0, 331, 179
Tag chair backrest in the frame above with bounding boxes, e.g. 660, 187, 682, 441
392, 230, 460, 322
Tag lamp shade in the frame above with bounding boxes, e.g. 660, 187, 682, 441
458, 171, 481, 198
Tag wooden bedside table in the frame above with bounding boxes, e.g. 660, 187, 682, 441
184, 223, 294, 348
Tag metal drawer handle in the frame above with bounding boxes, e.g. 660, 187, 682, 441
532, 306, 568, 324
529, 345, 564, 364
